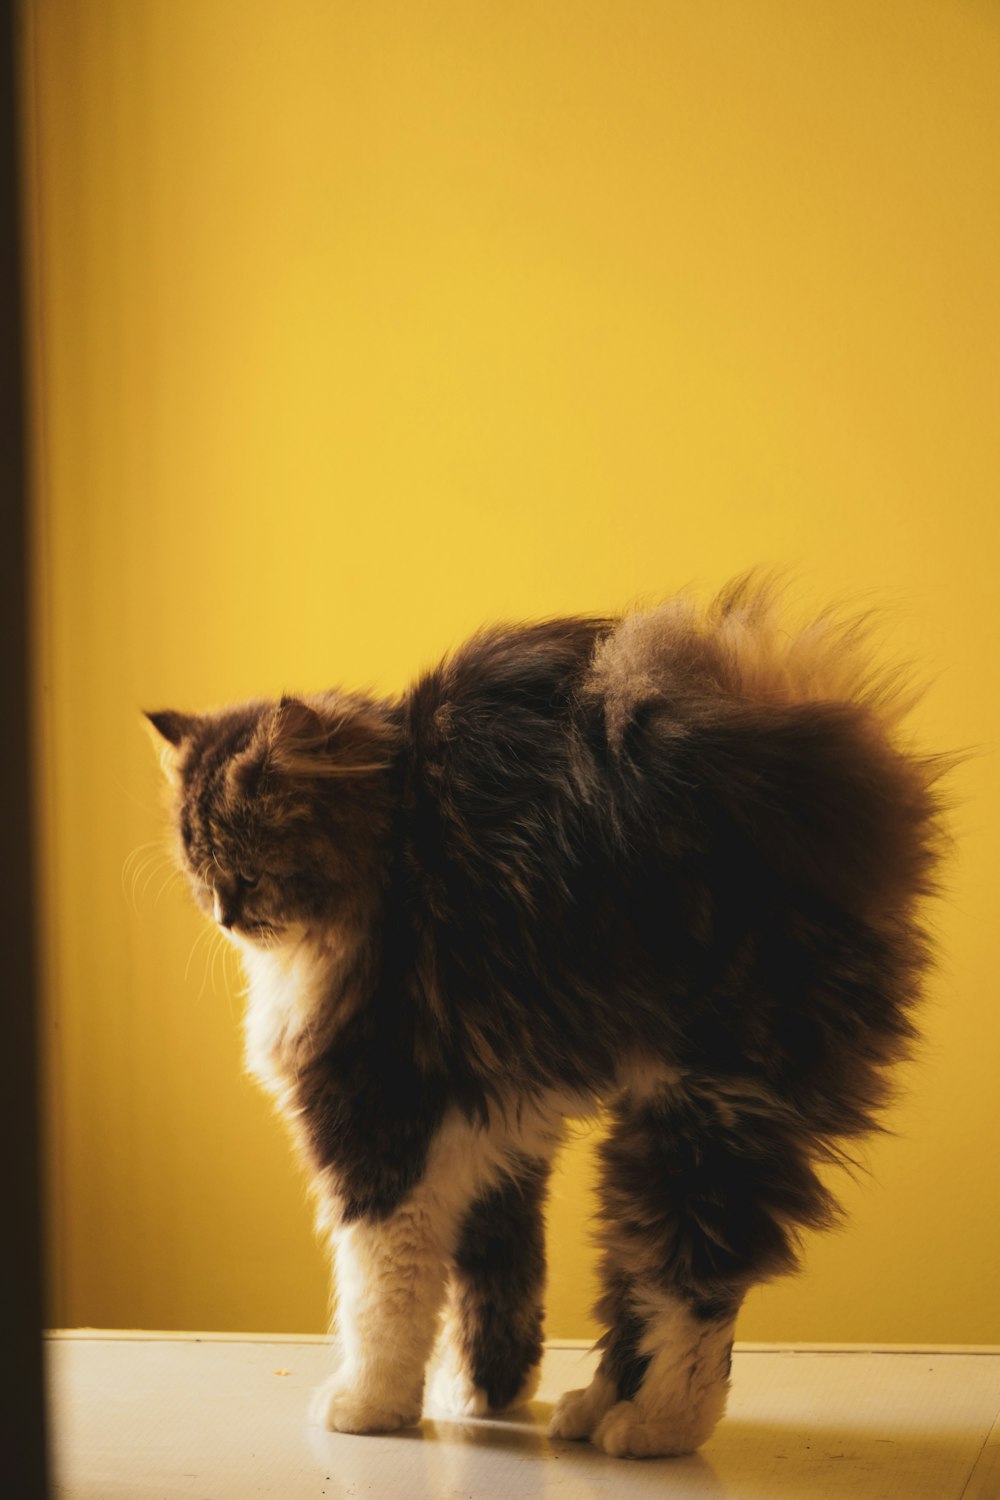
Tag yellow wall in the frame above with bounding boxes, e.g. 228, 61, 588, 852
24, 0, 999, 1342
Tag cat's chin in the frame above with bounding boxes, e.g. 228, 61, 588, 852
224, 921, 286, 946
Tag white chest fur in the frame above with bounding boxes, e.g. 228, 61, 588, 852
236, 932, 345, 1106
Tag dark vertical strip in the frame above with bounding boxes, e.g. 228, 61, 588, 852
0, 2, 50, 1495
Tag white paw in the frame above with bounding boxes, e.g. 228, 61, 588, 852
548, 1370, 616, 1441
309, 1373, 421, 1434
593, 1397, 718, 1459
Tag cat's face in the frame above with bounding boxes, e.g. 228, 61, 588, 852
146, 695, 394, 944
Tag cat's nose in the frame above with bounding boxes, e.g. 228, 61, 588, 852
213, 889, 237, 928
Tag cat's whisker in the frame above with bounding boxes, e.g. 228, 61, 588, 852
210, 927, 226, 997
184, 922, 214, 985
128, 850, 170, 909
138, 853, 176, 904
130, 858, 162, 912
221, 938, 240, 982
208, 932, 240, 1026
198, 925, 219, 986
121, 839, 162, 887
152, 868, 183, 908
122, 842, 167, 912
112, 774, 164, 819
196, 929, 218, 1003
220, 939, 240, 1024
124, 841, 167, 872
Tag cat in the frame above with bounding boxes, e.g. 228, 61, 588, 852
146, 579, 945, 1459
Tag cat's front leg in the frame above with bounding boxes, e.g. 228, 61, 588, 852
310, 1197, 451, 1434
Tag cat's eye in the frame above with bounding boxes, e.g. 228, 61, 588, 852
239, 872, 260, 889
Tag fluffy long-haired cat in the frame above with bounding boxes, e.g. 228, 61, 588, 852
147, 580, 945, 1459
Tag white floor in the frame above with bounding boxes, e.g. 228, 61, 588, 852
47, 1332, 1000, 1499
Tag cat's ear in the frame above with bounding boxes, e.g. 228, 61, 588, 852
273, 696, 328, 753
269, 696, 391, 779
144, 709, 197, 747
144, 708, 198, 783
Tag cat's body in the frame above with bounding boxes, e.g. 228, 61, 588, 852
148, 582, 944, 1458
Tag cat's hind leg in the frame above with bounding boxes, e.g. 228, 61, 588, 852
429, 1155, 550, 1417
552, 1083, 834, 1458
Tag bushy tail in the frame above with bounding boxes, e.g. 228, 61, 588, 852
585, 576, 951, 1138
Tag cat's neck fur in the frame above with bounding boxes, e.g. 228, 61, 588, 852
234, 910, 369, 1110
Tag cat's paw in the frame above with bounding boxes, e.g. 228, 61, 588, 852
592, 1398, 717, 1459
309, 1373, 421, 1435
426, 1362, 491, 1418
548, 1370, 616, 1441
504, 1360, 543, 1411
427, 1356, 541, 1418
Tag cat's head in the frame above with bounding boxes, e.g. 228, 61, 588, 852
146, 693, 397, 944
